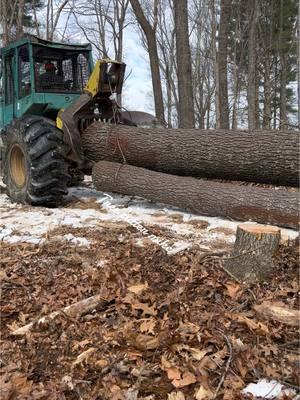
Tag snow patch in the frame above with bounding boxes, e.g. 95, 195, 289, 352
63, 234, 91, 247
0, 180, 298, 248
242, 379, 296, 399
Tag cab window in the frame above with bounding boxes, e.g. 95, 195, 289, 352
18, 45, 31, 98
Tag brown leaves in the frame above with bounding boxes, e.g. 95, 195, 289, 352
231, 313, 269, 334
172, 371, 197, 388
195, 385, 214, 400
0, 226, 298, 399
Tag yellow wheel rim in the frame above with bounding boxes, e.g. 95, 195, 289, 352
10, 145, 26, 187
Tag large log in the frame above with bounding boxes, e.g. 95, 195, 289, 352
82, 123, 300, 187
92, 161, 299, 229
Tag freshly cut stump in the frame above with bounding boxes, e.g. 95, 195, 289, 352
224, 224, 281, 283
82, 122, 300, 187
92, 161, 299, 229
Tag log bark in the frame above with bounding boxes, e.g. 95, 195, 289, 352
254, 301, 300, 327
82, 123, 300, 187
224, 224, 281, 282
92, 161, 299, 230
12, 294, 109, 336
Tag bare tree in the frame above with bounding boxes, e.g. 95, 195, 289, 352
0, 0, 22, 45
156, 0, 178, 127
129, 0, 165, 124
173, 0, 195, 128
218, 0, 231, 129
247, 0, 258, 130
45, 0, 70, 41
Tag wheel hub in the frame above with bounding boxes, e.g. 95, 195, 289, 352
10, 144, 26, 187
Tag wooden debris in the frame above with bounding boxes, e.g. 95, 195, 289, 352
12, 294, 108, 336
254, 302, 300, 326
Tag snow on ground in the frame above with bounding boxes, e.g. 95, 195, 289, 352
243, 379, 296, 399
0, 178, 298, 253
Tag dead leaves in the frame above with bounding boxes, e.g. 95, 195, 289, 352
127, 282, 148, 295
0, 228, 298, 399
231, 313, 269, 334
195, 385, 214, 400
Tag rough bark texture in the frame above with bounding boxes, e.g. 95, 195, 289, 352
224, 224, 281, 282
174, 0, 195, 128
82, 123, 300, 187
92, 161, 299, 229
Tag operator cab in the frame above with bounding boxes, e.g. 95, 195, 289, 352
0, 35, 93, 130
32, 45, 90, 94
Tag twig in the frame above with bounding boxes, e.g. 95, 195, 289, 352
213, 330, 233, 399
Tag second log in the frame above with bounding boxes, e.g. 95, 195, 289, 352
92, 161, 299, 229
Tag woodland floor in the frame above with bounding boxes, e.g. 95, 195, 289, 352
0, 179, 299, 400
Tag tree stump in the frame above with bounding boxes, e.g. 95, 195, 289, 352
224, 224, 281, 283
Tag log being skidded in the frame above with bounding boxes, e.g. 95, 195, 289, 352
92, 161, 299, 230
82, 123, 300, 187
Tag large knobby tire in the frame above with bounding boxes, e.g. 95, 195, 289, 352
3, 116, 69, 206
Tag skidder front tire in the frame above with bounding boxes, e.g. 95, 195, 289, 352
4, 116, 69, 206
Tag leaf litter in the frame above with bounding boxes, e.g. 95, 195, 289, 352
0, 222, 299, 399
0, 182, 299, 399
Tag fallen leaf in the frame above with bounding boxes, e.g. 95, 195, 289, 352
195, 385, 213, 400
173, 344, 208, 361
140, 318, 156, 334
72, 347, 96, 366
167, 367, 181, 381
133, 334, 159, 350
168, 391, 185, 400
172, 371, 197, 388
161, 355, 172, 370
225, 283, 241, 299
234, 314, 269, 334
95, 359, 108, 368
132, 301, 157, 316
128, 282, 148, 294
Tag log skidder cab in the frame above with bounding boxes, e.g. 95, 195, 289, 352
0, 35, 154, 206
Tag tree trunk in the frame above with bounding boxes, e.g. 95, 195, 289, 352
130, 0, 165, 125
279, 53, 288, 129
263, 58, 271, 129
211, 0, 220, 128
224, 224, 281, 282
82, 123, 300, 187
92, 161, 299, 230
218, 0, 231, 129
247, 0, 258, 130
173, 0, 195, 128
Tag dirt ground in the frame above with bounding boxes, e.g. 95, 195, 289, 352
0, 180, 299, 399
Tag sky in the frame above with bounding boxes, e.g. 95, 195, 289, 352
55, 9, 154, 114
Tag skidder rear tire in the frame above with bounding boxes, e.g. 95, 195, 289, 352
3, 116, 69, 206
